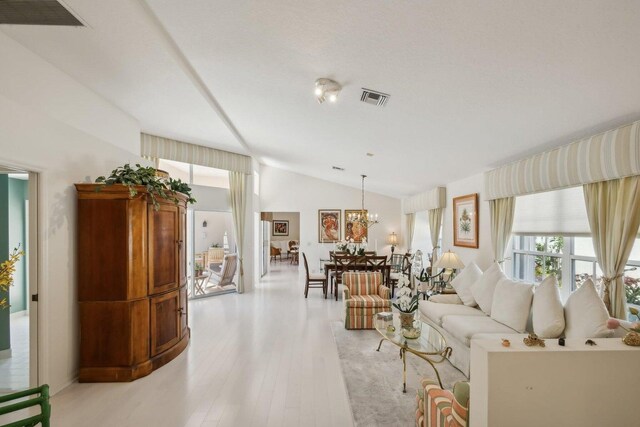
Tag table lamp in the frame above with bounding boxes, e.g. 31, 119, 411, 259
388, 232, 398, 255
433, 250, 465, 280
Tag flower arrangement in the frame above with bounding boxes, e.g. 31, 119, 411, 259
335, 237, 368, 256
607, 317, 640, 346
0, 246, 24, 309
392, 275, 419, 314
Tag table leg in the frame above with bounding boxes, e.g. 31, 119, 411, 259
402, 348, 407, 393
423, 357, 444, 389
376, 338, 385, 352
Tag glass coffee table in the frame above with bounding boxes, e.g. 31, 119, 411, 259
375, 313, 452, 393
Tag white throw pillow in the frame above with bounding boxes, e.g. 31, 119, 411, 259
470, 263, 507, 315
564, 278, 613, 338
490, 278, 535, 332
450, 262, 482, 306
531, 276, 565, 338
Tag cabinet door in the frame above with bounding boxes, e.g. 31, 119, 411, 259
179, 206, 187, 286
148, 204, 179, 295
179, 285, 188, 338
150, 290, 180, 356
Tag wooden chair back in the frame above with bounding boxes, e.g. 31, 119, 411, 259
302, 252, 311, 280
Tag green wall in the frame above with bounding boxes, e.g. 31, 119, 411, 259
8, 178, 28, 313
0, 175, 9, 352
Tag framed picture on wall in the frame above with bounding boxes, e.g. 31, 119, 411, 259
345, 209, 368, 243
318, 209, 341, 243
272, 220, 289, 236
453, 193, 479, 248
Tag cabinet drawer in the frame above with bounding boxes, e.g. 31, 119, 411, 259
150, 290, 181, 356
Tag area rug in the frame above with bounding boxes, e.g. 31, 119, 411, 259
331, 322, 468, 427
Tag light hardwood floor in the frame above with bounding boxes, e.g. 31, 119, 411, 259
50, 262, 354, 427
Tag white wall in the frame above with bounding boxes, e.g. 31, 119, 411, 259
269, 212, 300, 243
194, 211, 235, 253
260, 165, 403, 273
0, 32, 143, 395
441, 172, 493, 270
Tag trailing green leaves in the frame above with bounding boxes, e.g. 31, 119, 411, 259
95, 163, 196, 210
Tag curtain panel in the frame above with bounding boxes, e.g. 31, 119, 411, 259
484, 120, 640, 200
141, 133, 251, 174
229, 171, 248, 293
489, 197, 515, 263
403, 187, 446, 214
428, 208, 443, 265
406, 213, 415, 251
583, 176, 640, 319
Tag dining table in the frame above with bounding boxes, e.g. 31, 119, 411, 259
322, 261, 392, 301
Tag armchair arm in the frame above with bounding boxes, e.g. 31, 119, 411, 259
343, 287, 351, 301
378, 285, 390, 300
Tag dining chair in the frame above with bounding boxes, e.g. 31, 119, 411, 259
333, 254, 358, 301
366, 255, 389, 287
389, 253, 412, 298
303, 252, 327, 298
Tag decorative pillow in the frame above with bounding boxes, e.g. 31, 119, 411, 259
450, 262, 482, 307
490, 278, 534, 332
470, 263, 507, 315
532, 275, 565, 338
564, 278, 613, 338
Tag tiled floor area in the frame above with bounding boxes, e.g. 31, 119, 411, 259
48, 261, 353, 427
0, 312, 29, 392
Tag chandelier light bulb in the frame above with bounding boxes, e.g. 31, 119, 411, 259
314, 87, 323, 96
328, 94, 337, 102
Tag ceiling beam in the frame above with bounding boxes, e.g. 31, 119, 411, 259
136, 0, 255, 158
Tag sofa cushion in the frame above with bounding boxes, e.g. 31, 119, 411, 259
470, 263, 507, 315
429, 294, 463, 304
564, 278, 613, 338
450, 262, 482, 306
345, 294, 391, 308
531, 275, 565, 338
490, 278, 534, 333
442, 315, 517, 346
419, 301, 486, 327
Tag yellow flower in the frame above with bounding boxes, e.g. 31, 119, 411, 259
0, 246, 24, 309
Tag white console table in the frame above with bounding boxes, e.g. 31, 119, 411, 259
470, 335, 640, 427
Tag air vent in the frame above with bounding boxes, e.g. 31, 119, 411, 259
361, 88, 389, 107
0, 0, 83, 26
332, 166, 345, 171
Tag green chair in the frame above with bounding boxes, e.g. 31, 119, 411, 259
0, 385, 51, 427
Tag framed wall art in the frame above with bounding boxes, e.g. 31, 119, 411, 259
318, 209, 341, 243
344, 209, 368, 243
272, 220, 289, 236
453, 193, 479, 248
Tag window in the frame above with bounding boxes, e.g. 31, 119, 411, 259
157, 159, 230, 189
511, 236, 640, 306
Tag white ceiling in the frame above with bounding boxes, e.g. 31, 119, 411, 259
3, 0, 640, 197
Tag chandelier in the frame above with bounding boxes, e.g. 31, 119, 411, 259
347, 175, 379, 228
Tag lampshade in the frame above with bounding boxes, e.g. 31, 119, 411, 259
387, 232, 398, 246
434, 250, 465, 270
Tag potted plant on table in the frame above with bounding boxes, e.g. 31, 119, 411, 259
393, 275, 421, 338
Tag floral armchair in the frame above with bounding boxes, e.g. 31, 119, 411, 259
343, 272, 391, 329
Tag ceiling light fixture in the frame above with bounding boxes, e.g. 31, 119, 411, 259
315, 78, 342, 104
347, 175, 379, 229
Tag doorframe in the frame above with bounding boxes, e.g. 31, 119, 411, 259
0, 158, 42, 389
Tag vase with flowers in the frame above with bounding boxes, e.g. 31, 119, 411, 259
335, 237, 368, 256
1, 246, 24, 309
393, 275, 421, 339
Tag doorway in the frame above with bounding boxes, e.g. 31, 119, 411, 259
0, 168, 38, 392
187, 209, 237, 298
261, 212, 301, 273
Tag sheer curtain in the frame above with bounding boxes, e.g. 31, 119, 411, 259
489, 197, 515, 263
406, 213, 415, 252
229, 171, 248, 293
428, 208, 443, 264
583, 176, 640, 319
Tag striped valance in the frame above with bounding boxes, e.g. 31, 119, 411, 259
402, 187, 446, 214
484, 120, 640, 200
141, 133, 252, 174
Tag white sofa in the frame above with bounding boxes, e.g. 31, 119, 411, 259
418, 262, 620, 377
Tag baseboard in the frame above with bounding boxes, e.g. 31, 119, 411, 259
0, 348, 12, 359
10, 310, 28, 319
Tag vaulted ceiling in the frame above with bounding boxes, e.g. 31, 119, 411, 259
3, 0, 640, 197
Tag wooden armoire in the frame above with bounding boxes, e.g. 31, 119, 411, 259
75, 183, 190, 382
